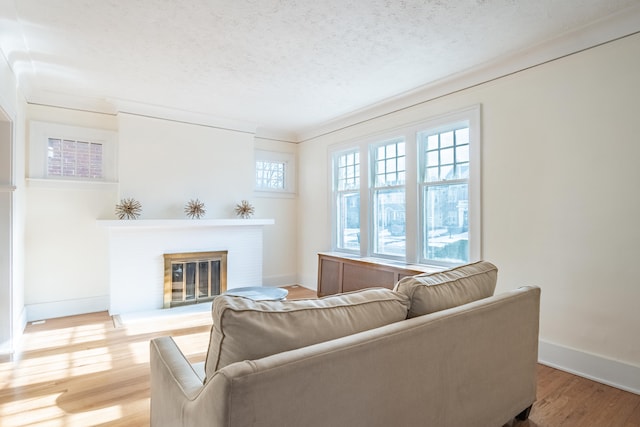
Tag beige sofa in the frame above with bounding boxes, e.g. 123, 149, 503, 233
150, 261, 540, 426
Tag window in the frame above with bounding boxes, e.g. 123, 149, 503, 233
47, 138, 103, 179
419, 125, 470, 264
254, 150, 296, 197
330, 105, 481, 267
256, 160, 285, 190
334, 149, 360, 251
29, 121, 117, 183
371, 138, 406, 257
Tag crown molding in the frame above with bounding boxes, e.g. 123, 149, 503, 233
293, 3, 640, 143
111, 98, 259, 135
12, 3, 640, 144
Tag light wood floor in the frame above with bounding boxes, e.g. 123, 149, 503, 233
1, 285, 638, 426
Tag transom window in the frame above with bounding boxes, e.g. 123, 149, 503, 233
29, 121, 117, 183
47, 138, 103, 179
330, 105, 481, 267
254, 149, 297, 197
256, 160, 285, 190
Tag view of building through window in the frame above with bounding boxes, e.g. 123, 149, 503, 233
372, 139, 406, 257
47, 138, 103, 179
420, 126, 470, 264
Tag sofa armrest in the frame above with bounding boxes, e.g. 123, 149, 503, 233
150, 336, 204, 427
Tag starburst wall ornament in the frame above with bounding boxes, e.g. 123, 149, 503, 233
234, 200, 255, 219
115, 198, 142, 220
185, 198, 206, 219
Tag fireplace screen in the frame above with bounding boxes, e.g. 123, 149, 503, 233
163, 251, 227, 308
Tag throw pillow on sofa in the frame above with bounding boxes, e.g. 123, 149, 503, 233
394, 260, 498, 318
204, 287, 410, 378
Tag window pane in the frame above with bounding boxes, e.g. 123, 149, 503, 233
76, 141, 90, 177
457, 163, 469, 179
440, 165, 453, 180
441, 131, 454, 147
456, 145, 469, 163
427, 166, 439, 181
455, 128, 469, 144
386, 158, 396, 173
338, 191, 360, 251
90, 143, 103, 178
62, 140, 76, 177
441, 147, 454, 165
374, 188, 405, 256
427, 134, 439, 150
47, 138, 62, 176
423, 183, 469, 264
427, 150, 438, 167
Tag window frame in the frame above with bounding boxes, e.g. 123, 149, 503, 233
329, 105, 481, 267
254, 149, 296, 198
332, 148, 361, 253
29, 121, 117, 183
369, 137, 407, 260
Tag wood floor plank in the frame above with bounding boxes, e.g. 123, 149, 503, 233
1, 285, 638, 426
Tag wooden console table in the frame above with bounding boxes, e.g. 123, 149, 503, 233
317, 252, 441, 297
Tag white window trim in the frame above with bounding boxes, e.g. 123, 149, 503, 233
254, 149, 297, 198
331, 147, 362, 255
29, 121, 118, 183
328, 104, 482, 266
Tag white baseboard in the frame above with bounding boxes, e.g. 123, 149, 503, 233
25, 295, 109, 323
261, 274, 299, 287
538, 339, 640, 395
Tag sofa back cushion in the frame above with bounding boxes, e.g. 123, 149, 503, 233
204, 287, 410, 378
394, 261, 497, 318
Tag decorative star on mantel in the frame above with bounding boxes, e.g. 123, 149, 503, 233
115, 198, 142, 220
234, 200, 255, 219
185, 198, 206, 219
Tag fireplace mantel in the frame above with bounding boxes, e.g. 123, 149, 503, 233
97, 218, 275, 229
99, 218, 274, 315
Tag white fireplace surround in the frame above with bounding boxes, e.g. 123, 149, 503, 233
98, 219, 274, 315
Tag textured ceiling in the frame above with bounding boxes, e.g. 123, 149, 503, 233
1, 0, 639, 140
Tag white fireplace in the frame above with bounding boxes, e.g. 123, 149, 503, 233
98, 219, 274, 315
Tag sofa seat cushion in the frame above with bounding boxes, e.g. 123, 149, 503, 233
204, 287, 410, 378
394, 260, 498, 318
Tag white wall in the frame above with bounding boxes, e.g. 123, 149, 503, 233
22, 108, 299, 320
24, 106, 118, 320
298, 34, 640, 390
117, 113, 255, 218
254, 137, 299, 285
117, 113, 299, 286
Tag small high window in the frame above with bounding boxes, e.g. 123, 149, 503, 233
47, 138, 103, 179
256, 160, 285, 190
254, 150, 296, 197
29, 121, 117, 183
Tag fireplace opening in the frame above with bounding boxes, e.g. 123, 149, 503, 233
163, 251, 227, 308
